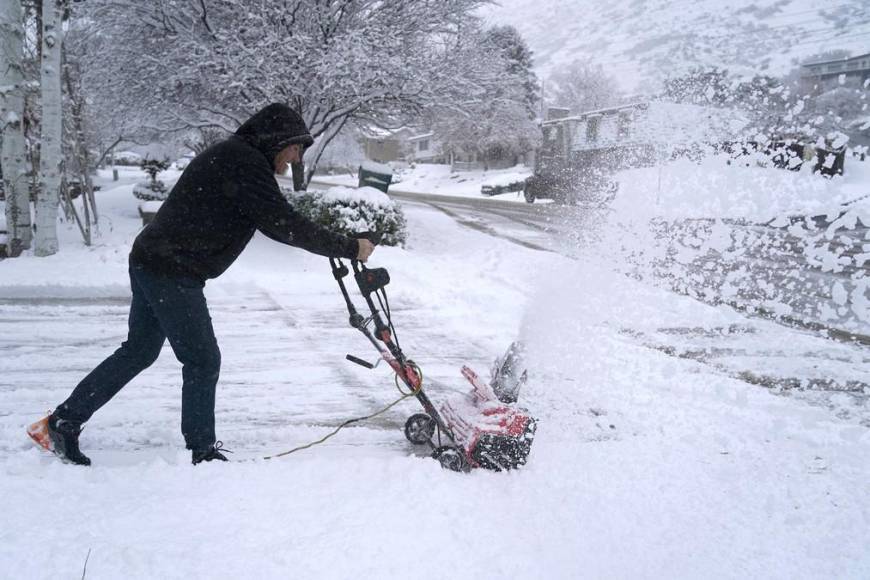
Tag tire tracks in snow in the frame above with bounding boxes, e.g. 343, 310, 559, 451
402, 197, 556, 253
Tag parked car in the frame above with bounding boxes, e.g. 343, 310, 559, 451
113, 151, 144, 166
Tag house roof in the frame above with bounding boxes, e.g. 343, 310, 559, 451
546, 101, 748, 149
801, 52, 870, 68
541, 102, 648, 126
359, 125, 415, 139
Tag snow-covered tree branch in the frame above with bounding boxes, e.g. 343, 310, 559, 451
66, 0, 528, 183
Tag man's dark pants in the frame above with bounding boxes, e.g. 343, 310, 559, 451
56, 263, 221, 451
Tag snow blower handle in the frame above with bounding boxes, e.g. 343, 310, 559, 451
328, 257, 390, 339
330, 253, 397, 350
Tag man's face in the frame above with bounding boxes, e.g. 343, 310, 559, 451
274, 144, 303, 175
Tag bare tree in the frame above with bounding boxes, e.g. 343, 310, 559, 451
1, 0, 32, 256
547, 59, 621, 115
62, 59, 99, 244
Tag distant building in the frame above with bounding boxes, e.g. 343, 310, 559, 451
402, 131, 475, 167
524, 102, 748, 203
545, 101, 747, 159
360, 127, 415, 164
800, 53, 870, 90
407, 132, 447, 164
362, 126, 529, 171
359, 127, 451, 165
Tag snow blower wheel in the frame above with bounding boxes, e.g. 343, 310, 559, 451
433, 446, 467, 472
404, 413, 435, 445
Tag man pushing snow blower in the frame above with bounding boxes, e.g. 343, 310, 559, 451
28, 103, 375, 466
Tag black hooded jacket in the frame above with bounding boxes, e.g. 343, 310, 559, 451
130, 103, 358, 281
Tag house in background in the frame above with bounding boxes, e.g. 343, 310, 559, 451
359, 127, 415, 164
359, 127, 448, 165
361, 129, 454, 166
408, 133, 531, 171
407, 132, 448, 164
360, 126, 532, 171
800, 53, 870, 91
524, 102, 748, 203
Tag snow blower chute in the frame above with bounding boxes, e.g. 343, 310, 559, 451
330, 257, 536, 472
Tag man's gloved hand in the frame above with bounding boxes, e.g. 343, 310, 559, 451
356, 238, 375, 262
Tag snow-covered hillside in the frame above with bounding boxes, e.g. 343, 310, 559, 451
481, 0, 870, 91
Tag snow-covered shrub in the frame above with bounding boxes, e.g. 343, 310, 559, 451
132, 180, 169, 201
284, 186, 407, 247
134, 157, 172, 201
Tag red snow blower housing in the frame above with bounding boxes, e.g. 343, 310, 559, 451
330, 256, 536, 472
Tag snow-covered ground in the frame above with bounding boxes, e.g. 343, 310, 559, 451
1, 165, 869, 579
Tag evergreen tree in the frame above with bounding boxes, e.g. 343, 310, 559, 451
432, 24, 541, 166
483, 25, 539, 118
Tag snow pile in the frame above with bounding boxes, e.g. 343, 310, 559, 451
359, 160, 393, 175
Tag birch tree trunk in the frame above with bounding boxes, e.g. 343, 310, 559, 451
0, 0, 32, 256
34, 0, 63, 256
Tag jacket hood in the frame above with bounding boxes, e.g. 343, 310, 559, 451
235, 103, 314, 162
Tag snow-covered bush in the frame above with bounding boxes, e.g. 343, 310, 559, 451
132, 180, 169, 202
133, 157, 172, 201
284, 186, 407, 247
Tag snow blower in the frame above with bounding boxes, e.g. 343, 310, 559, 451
330, 257, 536, 472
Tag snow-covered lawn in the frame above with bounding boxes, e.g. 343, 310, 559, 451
1, 167, 868, 579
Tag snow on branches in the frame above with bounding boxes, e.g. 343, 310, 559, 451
68, 0, 536, 181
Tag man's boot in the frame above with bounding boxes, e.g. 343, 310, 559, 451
27, 414, 92, 466
191, 441, 230, 465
